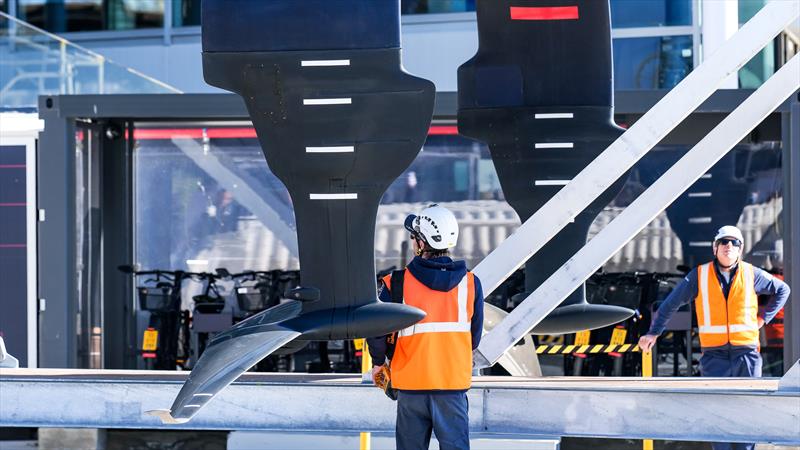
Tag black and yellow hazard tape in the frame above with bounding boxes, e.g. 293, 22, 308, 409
535, 343, 641, 354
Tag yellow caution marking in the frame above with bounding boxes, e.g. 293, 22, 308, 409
535, 343, 642, 354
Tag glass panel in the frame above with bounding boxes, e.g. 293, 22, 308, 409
739, 0, 774, 88
75, 125, 103, 369
401, 0, 475, 14
134, 126, 299, 278
173, 0, 200, 27
610, 0, 692, 28
0, 12, 180, 108
15, 0, 163, 32
612, 35, 693, 90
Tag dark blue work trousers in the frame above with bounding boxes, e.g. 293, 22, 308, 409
396, 391, 470, 450
700, 348, 762, 450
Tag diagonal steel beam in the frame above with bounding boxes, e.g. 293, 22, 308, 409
475, 54, 800, 368
471, 1, 799, 298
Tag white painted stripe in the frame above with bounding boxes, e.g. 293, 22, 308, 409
399, 322, 471, 337
534, 113, 574, 119
457, 277, 468, 323
535, 180, 571, 186
184, 405, 202, 408
701, 173, 713, 179
688, 192, 712, 198
305, 146, 355, 153
309, 193, 358, 200
193, 393, 213, 397
698, 325, 728, 333
700, 263, 712, 329
535, 143, 574, 149
301, 59, 350, 67
303, 98, 352, 105
689, 241, 712, 247
688, 217, 713, 224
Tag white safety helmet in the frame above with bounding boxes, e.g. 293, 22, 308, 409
404, 204, 459, 250
714, 225, 744, 244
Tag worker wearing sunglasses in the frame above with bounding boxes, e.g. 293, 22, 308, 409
638, 225, 790, 450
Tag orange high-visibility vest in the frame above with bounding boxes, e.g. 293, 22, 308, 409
384, 270, 475, 390
694, 262, 760, 348
763, 274, 785, 348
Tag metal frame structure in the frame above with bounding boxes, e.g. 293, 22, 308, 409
36, 87, 797, 370
1, 367, 799, 444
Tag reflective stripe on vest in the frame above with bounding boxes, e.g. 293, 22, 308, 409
398, 276, 470, 338
390, 271, 475, 391
694, 262, 759, 347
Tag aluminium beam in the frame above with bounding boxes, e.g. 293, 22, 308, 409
1, 368, 798, 444
475, 55, 800, 367
470, 1, 799, 300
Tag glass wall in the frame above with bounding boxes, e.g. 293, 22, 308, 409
0, 13, 180, 108
401, 0, 475, 14
172, 0, 198, 27
610, 0, 692, 28
613, 35, 694, 90
738, 0, 775, 88
132, 124, 785, 275
15, 0, 164, 32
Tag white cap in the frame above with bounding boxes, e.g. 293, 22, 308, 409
714, 225, 744, 243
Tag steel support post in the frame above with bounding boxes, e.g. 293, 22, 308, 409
783, 95, 800, 369
101, 120, 135, 369
37, 96, 77, 368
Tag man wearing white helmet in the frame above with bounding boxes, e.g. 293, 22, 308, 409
368, 204, 484, 450
639, 225, 790, 450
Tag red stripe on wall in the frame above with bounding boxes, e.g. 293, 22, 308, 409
428, 126, 459, 135
131, 126, 459, 140
0, 165, 25, 169
510, 6, 579, 21
0, 203, 26, 207
0, 244, 26, 248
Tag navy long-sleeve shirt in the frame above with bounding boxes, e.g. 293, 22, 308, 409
367, 256, 485, 366
647, 261, 790, 340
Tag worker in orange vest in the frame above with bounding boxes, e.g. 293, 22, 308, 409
368, 204, 484, 450
639, 225, 790, 450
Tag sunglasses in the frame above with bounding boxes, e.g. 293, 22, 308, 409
716, 238, 742, 247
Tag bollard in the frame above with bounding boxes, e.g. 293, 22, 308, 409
642, 349, 653, 450
357, 339, 372, 450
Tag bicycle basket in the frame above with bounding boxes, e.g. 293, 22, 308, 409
193, 294, 226, 314
235, 286, 269, 312
138, 286, 176, 312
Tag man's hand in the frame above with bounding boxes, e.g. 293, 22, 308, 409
371, 365, 384, 385
638, 334, 658, 353
758, 317, 765, 329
